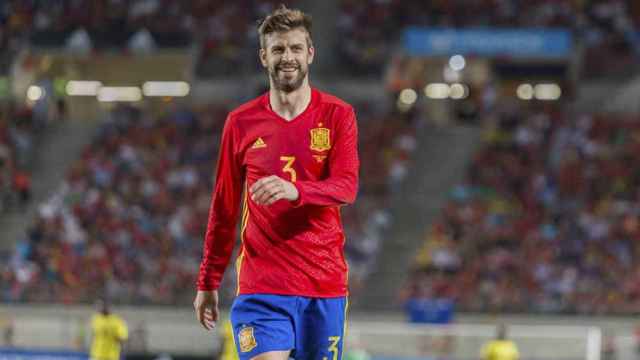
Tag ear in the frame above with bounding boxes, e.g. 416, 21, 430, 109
259, 48, 268, 68
307, 46, 315, 65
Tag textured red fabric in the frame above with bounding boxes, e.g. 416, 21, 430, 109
197, 88, 360, 297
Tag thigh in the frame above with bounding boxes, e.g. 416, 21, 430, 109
230, 294, 296, 360
294, 297, 348, 360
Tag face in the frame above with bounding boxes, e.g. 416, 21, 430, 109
260, 28, 314, 93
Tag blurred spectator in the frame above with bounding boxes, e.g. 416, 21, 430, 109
401, 269, 455, 324
0, 105, 41, 213
55, 99, 67, 123
13, 170, 31, 207
219, 319, 239, 360
481, 324, 519, 360
127, 321, 148, 354
1, 316, 14, 347
90, 299, 128, 360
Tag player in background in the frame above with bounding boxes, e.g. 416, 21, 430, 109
193, 4, 359, 360
90, 299, 129, 360
220, 320, 240, 360
480, 324, 519, 360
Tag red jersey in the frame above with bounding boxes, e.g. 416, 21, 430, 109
197, 88, 360, 297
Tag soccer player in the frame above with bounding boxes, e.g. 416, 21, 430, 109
480, 324, 520, 360
89, 299, 129, 360
193, 5, 359, 360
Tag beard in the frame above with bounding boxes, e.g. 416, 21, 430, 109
269, 60, 307, 93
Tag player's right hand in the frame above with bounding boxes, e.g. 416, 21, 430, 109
193, 290, 219, 331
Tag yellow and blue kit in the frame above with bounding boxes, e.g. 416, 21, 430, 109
90, 313, 128, 360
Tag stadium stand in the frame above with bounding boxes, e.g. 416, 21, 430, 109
2, 0, 640, 321
5, 0, 297, 76
6, 0, 640, 77
0, 96, 417, 305
193, 0, 300, 77
337, 0, 640, 76
8, 2, 640, 359
1, 103, 228, 304
405, 99, 640, 314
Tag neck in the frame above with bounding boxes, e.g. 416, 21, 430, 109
269, 79, 312, 121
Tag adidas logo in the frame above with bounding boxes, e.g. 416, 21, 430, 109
251, 137, 267, 149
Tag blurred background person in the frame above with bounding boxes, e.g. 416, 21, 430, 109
90, 299, 129, 360
481, 324, 519, 360
219, 319, 239, 360
1, 316, 13, 348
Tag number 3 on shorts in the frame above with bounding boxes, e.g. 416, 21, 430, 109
322, 336, 341, 360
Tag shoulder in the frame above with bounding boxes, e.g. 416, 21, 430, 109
315, 90, 357, 130
227, 94, 267, 124
316, 89, 354, 114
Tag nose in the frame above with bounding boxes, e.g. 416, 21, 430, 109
282, 48, 292, 61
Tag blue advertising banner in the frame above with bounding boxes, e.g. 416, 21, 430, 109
405, 298, 455, 324
0, 348, 88, 360
404, 27, 572, 58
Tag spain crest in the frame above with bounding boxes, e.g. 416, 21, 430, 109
310, 127, 331, 152
238, 326, 257, 353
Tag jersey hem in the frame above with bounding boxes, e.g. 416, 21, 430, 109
237, 288, 349, 298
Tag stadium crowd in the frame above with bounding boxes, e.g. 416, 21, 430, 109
338, 0, 640, 75
406, 100, 640, 314
2, 0, 297, 75
6, 0, 636, 77
0, 96, 417, 305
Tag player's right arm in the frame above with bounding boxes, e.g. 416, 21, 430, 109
194, 114, 244, 330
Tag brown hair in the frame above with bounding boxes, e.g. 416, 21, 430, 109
257, 5, 313, 49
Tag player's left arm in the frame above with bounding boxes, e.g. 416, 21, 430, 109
250, 107, 359, 207
292, 106, 359, 206
117, 318, 129, 342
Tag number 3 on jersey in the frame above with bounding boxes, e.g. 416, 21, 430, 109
280, 156, 297, 183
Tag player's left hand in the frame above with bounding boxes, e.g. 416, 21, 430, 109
250, 175, 299, 205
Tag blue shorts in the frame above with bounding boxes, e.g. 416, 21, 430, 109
230, 294, 348, 360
